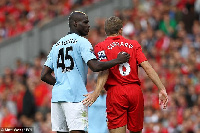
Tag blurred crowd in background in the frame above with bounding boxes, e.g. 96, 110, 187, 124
0, 0, 102, 42
0, 0, 200, 133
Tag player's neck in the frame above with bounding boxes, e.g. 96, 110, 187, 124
69, 28, 83, 36
108, 33, 121, 37
69, 30, 80, 35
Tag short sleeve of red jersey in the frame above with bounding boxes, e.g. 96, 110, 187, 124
94, 44, 108, 62
134, 41, 147, 64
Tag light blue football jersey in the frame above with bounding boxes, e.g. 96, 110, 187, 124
44, 33, 96, 102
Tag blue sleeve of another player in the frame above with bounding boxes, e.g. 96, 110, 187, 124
80, 38, 96, 63
44, 46, 54, 70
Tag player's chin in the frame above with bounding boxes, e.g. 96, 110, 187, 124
85, 29, 89, 35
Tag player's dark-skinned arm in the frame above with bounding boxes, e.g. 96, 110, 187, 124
140, 61, 168, 109
41, 66, 56, 85
82, 70, 109, 107
87, 52, 130, 72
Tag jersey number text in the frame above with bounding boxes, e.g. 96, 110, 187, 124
119, 62, 131, 76
57, 46, 74, 72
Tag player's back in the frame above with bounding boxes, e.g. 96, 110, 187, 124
52, 34, 87, 84
46, 33, 96, 102
94, 35, 147, 87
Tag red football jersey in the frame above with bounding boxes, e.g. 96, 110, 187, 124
94, 35, 147, 88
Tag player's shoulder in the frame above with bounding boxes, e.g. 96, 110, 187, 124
76, 35, 90, 43
122, 36, 137, 44
123, 37, 141, 48
63, 33, 90, 43
94, 39, 107, 49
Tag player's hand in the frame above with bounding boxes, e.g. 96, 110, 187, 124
159, 90, 168, 109
82, 92, 99, 107
117, 52, 130, 64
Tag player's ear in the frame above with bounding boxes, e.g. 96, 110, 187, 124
119, 28, 123, 35
74, 21, 77, 27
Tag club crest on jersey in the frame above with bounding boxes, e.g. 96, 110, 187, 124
98, 50, 107, 60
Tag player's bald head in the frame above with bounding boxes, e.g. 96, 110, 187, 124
68, 11, 87, 27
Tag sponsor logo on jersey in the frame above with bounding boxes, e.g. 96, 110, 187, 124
98, 50, 107, 60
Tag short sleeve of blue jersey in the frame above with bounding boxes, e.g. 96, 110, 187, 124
44, 46, 54, 70
79, 38, 96, 63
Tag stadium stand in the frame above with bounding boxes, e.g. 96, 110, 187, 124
0, 0, 105, 41
0, 0, 200, 133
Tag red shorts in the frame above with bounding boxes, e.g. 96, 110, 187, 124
106, 83, 144, 132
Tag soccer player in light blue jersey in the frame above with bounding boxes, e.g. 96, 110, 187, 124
41, 11, 130, 133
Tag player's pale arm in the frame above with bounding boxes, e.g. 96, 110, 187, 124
140, 61, 165, 91
94, 70, 109, 96
83, 70, 109, 107
140, 61, 168, 109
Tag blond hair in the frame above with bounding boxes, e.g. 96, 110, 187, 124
105, 16, 123, 36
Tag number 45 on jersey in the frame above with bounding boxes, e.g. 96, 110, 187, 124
57, 46, 74, 72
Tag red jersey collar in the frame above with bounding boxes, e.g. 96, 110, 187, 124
105, 35, 122, 40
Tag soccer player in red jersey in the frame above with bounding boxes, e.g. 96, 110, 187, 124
83, 16, 168, 133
